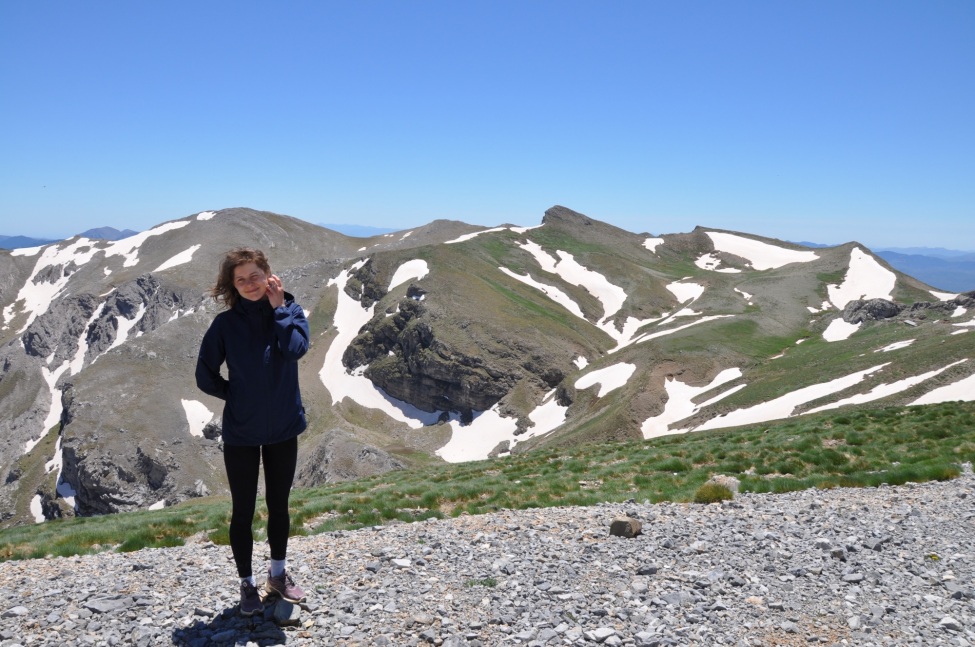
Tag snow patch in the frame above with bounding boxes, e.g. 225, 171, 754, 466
523, 390, 569, 442
911, 370, 975, 405
445, 227, 508, 244
574, 363, 636, 397
735, 288, 753, 303
931, 290, 959, 301
436, 389, 570, 464
823, 318, 861, 342
148, 500, 166, 510
706, 232, 819, 270
388, 259, 429, 291
24, 361, 71, 454
155, 244, 201, 272
807, 360, 968, 414
573, 356, 589, 370
642, 368, 743, 439
695, 253, 741, 273
694, 364, 888, 431
436, 405, 518, 463
875, 339, 915, 353
196, 211, 216, 220
105, 304, 147, 354
518, 242, 627, 321
30, 495, 45, 523
643, 238, 664, 253
827, 247, 896, 309
633, 315, 734, 345
500, 268, 585, 319
666, 281, 705, 303
181, 399, 214, 438
510, 242, 664, 350
10, 245, 45, 257
104, 220, 191, 269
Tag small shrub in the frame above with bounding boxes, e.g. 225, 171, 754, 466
693, 483, 734, 504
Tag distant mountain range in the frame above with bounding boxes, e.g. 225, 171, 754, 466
1, 205, 972, 528
0, 227, 139, 250
0, 235, 59, 249
874, 251, 975, 293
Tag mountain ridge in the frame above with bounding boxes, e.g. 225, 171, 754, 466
0, 205, 972, 528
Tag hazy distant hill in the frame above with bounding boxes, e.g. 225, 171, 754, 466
879, 247, 975, 260
0, 206, 972, 528
876, 251, 975, 293
0, 227, 139, 250
0, 235, 58, 249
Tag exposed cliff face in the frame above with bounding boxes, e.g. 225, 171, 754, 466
21, 274, 200, 368
343, 298, 520, 417
59, 379, 225, 515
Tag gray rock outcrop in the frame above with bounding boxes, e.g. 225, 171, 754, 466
294, 430, 406, 487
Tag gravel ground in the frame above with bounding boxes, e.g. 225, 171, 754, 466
2, 470, 975, 646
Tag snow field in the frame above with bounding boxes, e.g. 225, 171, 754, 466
705, 232, 819, 270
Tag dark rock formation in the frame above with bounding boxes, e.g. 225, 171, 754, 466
344, 298, 518, 415
842, 299, 904, 324
844, 292, 975, 325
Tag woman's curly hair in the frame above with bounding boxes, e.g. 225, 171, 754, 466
212, 248, 271, 309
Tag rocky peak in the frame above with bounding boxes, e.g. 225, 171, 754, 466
542, 205, 596, 228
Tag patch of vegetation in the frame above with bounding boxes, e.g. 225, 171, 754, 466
693, 482, 735, 504
2, 401, 973, 562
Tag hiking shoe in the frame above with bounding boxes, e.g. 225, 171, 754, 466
239, 580, 264, 616
265, 568, 306, 603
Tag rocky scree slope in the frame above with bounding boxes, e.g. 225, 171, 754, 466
2, 473, 975, 646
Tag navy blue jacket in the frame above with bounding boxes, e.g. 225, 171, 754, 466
195, 292, 309, 446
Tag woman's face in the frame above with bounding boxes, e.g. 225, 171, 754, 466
233, 262, 268, 302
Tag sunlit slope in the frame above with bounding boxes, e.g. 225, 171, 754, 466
323, 205, 973, 461
1, 204, 971, 527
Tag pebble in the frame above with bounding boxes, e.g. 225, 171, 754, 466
3, 471, 975, 646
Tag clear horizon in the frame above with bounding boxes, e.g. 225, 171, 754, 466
1, 2, 972, 249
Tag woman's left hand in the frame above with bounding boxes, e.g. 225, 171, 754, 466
267, 274, 285, 308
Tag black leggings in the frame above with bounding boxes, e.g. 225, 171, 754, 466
223, 436, 298, 578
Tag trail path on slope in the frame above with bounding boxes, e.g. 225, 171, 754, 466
2, 473, 975, 646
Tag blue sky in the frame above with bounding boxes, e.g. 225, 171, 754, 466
1, 1, 972, 249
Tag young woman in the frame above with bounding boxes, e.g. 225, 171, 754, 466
196, 248, 310, 615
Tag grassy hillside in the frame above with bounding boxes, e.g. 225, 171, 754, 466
2, 400, 972, 562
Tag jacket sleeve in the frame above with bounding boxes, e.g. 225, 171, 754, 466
274, 301, 310, 361
196, 319, 229, 400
